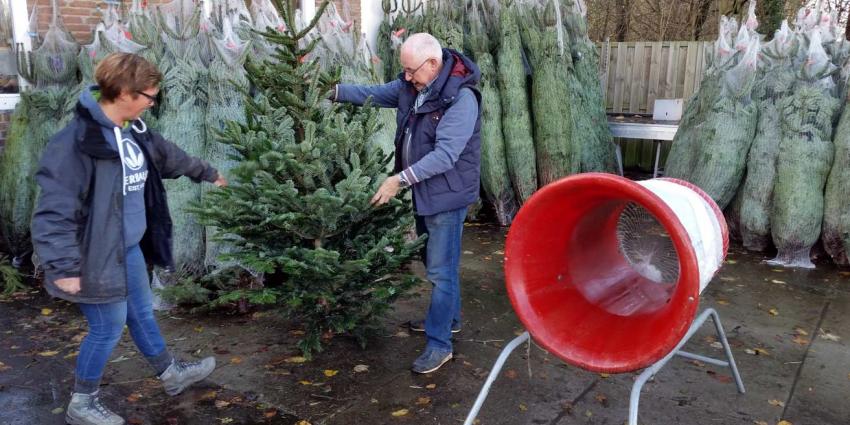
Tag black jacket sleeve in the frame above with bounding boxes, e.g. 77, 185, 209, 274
30, 135, 89, 283
150, 131, 219, 183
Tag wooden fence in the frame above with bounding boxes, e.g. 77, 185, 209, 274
596, 41, 712, 171
598, 41, 713, 114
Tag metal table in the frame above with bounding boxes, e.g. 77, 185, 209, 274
607, 114, 679, 178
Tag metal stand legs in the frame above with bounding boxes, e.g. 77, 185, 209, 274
628, 308, 745, 425
463, 332, 530, 425
464, 309, 744, 425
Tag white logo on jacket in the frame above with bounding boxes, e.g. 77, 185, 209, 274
121, 138, 145, 171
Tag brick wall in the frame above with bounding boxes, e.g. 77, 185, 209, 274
27, 0, 174, 44
26, 1, 363, 44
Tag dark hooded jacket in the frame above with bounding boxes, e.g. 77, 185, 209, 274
31, 92, 218, 304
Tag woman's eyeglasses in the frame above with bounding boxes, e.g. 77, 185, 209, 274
136, 90, 160, 105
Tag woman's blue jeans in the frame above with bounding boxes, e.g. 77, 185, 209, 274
74, 245, 172, 394
415, 206, 467, 352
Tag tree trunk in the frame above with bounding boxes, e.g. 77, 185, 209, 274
615, 0, 631, 41
719, 0, 747, 20
758, 0, 786, 39
600, 1, 612, 41
692, 0, 713, 40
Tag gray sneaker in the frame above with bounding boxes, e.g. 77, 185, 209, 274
411, 348, 453, 374
65, 391, 125, 425
408, 319, 461, 334
159, 356, 216, 396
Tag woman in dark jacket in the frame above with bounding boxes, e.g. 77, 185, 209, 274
31, 52, 225, 425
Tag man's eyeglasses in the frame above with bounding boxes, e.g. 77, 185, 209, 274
136, 90, 159, 105
403, 59, 431, 77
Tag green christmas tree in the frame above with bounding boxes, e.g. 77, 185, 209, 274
191, 0, 424, 357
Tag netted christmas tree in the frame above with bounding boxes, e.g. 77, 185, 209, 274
192, 0, 424, 357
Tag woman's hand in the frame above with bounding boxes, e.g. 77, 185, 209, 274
55, 277, 81, 294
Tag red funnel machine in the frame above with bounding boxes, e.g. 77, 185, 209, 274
465, 173, 744, 425
505, 173, 728, 372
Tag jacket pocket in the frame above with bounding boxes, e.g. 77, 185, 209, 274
427, 169, 464, 195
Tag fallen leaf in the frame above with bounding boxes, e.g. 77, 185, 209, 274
194, 326, 203, 332
706, 370, 733, 383
296, 421, 311, 425
794, 328, 809, 336
353, 364, 369, 373
395, 331, 410, 338
41, 308, 53, 316
594, 393, 608, 406
200, 390, 218, 401
754, 348, 770, 356
504, 369, 518, 379
768, 399, 785, 407
285, 356, 307, 364
38, 350, 60, 357
215, 399, 231, 409
710, 342, 723, 349
391, 408, 409, 417
818, 330, 841, 342
754, 421, 769, 425
769, 308, 779, 316
599, 373, 610, 379
792, 336, 809, 345
324, 369, 339, 377
71, 333, 87, 343
299, 380, 312, 385
219, 418, 234, 424
0, 361, 9, 372
126, 393, 142, 403
51, 407, 64, 414
717, 300, 730, 306
230, 356, 243, 364
519, 403, 528, 411
416, 396, 431, 406
263, 409, 278, 418
777, 421, 793, 425
426, 384, 437, 389
745, 349, 756, 355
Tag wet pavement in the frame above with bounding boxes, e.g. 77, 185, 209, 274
2, 223, 849, 424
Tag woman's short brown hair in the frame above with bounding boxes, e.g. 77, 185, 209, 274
95, 53, 163, 102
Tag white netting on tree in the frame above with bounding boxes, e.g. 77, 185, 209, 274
30, 0, 79, 88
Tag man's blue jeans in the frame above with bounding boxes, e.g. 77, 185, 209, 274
415, 206, 467, 352
74, 245, 172, 394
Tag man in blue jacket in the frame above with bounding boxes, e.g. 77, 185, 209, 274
333, 33, 481, 373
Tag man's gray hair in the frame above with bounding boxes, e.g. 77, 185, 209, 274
401, 33, 443, 63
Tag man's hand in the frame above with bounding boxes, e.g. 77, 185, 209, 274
213, 173, 228, 187
371, 175, 403, 206
55, 277, 81, 294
